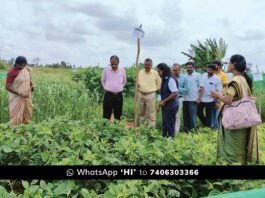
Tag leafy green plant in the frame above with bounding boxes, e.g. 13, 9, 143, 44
1, 67, 265, 197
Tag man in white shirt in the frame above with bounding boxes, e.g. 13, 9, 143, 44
183, 62, 204, 131
197, 64, 222, 128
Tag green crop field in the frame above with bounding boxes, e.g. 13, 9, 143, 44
253, 75, 265, 121
0, 68, 265, 197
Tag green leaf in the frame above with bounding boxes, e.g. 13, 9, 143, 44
22, 180, 30, 189
31, 180, 38, 185
54, 183, 68, 196
1, 146, 13, 153
208, 189, 221, 196
168, 189, 180, 197
40, 152, 49, 162
40, 180, 46, 188
0, 186, 16, 198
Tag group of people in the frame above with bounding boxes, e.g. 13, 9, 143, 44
101, 54, 259, 164
5, 54, 259, 164
101, 55, 229, 136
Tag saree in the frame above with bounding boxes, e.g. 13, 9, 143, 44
217, 76, 259, 165
8, 67, 33, 128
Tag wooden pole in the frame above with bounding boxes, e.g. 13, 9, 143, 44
134, 38, 140, 127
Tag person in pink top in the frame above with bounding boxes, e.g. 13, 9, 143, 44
101, 55, 127, 120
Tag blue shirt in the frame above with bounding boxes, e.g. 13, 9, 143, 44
184, 72, 202, 101
176, 74, 189, 97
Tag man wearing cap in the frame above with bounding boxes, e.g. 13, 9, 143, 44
138, 58, 161, 127
197, 64, 222, 128
172, 63, 189, 133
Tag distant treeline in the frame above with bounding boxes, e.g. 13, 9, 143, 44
0, 58, 75, 69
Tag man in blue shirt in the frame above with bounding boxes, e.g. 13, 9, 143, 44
183, 62, 204, 131
172, 63, 189, 134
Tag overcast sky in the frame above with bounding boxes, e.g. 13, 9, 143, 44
0, 0, 264, 71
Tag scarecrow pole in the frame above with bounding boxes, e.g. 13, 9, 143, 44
133, 25, 144, 127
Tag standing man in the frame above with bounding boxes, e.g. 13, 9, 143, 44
172, 63, 189, 133
101, 55, 126, 120
197, 64, 222, 128
213, 61, 229, 87
183, 62, 203, 131
138, 58, 161, 127
212, 60, 229, 129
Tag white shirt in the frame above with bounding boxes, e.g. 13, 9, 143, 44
200, 73, 222, 102
184, 72, 202, 101
157, 77, 178, 101
168, 78, 178, 92
227, 72, 234, 82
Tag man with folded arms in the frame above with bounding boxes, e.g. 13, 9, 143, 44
138, 58, 161, 127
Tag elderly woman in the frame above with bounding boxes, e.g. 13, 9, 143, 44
157, 63, 179, 138
210, 54, 259, 165
5, 56, 34, 128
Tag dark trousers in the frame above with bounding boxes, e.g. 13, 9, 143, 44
162, 105, 178, 137
103, 91, 123, 120
211, 102, 219, 129
197, 101, 215, 128
183, 101, 197, 131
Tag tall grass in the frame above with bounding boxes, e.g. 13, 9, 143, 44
254, 75, 265, 121
0, 68, 102, 124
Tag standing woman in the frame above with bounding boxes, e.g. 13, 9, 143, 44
5, 56, 34, 128
157, 63, 179, 137
211, 55, 259, 164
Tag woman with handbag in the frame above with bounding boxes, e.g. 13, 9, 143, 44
210, 54, 260, 165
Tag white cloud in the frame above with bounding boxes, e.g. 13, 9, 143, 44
0, 0, 264, 71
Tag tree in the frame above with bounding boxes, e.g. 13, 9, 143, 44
182, 38, 227, 70
7, 57, 15, 66
0, 59, 8, 70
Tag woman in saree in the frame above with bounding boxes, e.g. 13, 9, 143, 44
210, 54, 259, 165
5, 56, 34, 128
